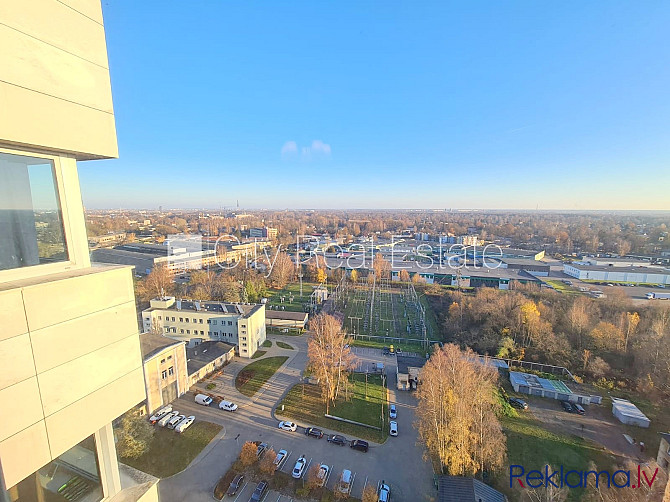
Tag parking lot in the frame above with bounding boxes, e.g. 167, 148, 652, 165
158, 342, 435, 502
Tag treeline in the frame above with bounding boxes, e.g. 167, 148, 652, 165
428, 286, 670, 396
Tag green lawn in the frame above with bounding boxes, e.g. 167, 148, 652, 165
545, 279, 581, 295
235, 356, 289, 397
266, 281, 324, 312
349, 337, 430, 354
276, 341, 294, 350
496, 414, 617, 500
120, 421, 222, 478
262, 340, 272, 348
277, 373, 388, 443
251, 350, 267, 359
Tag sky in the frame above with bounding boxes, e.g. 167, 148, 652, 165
79, 1, 670, 210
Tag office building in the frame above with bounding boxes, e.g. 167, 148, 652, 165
0, 1, 155, 501
141, 297, 266, 358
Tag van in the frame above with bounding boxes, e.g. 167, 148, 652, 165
195, 394, 213, 406
337, 469, 352, 494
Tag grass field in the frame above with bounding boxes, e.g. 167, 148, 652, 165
277, 373, 389, 443
545, 279, 581, 295
266, 281, 325, 312
348, 337, 428, 354
262, 340, 272, 348
276, 341, 294, 350
120, 421, 222, 478
235, 356, 289, 397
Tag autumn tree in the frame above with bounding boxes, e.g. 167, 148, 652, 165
361, 485, 377, 502
415, 344, 506, 476
583, 460, 667, 501
115, 408, 155, 459
399, 269, 411, 282
373, 254, 391, 279
259, 448, 276, 475
305, 465, 321, 490
588, 356, 610, 378
307, 313, 357, 413
239, 441, 257, 467
411, 273, 425, 284
349, 269, 358, 283
269, 251, 295, 288
621, 311, 639, 352
590, 321, 623, 352
138, 264, 174, 301
316, 267, 328, 284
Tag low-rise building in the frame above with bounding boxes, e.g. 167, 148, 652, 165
437, 476, 505, 502
142, 297, 266, 358
396, 355, 427, 390
140, 333, 188, 414
564, 263, 670, 285
265, 310, 309, 331
611, 397, 651, 428
658, 432, 670, 472
186, 341, 235, 386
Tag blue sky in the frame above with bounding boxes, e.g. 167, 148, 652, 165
79, 1, 670, 210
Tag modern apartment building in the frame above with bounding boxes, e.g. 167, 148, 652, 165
0, 2, 154, 501
141, 297, 267, 358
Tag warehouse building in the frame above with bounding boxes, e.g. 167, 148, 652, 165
564, 263, 670, 285
611, 398, 651, 428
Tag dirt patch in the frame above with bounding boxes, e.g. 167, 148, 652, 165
236, 369, 255, 387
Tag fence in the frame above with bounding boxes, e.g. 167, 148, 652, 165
501, 358, 577, 383
346, 333, 442, 347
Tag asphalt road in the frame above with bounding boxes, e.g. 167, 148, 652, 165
158, 340, 435, 502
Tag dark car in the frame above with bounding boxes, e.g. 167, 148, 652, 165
227, 474, 245, 496
561, 401, 574, 413
327, 434, 347, 446
382, 347, 390, 356
396, 347, 403, 355
256, 442, 268, 458
508, 397, 528, 410
350, 439, 369, 452
573, 403, 585, 415
249, 481, 268, 502
305, 427, 324, 439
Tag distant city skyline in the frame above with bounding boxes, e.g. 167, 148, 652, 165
79, 1, 670, 210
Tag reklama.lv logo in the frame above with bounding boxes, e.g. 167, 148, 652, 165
510, 465, 659, 489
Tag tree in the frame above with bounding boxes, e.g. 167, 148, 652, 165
115, 408, 155, 459
304, 465, 321, 490
621, 311, 639, 352
415, 344, 506, 476
411, 273, 425, 284
588, 356, 610, 378
316, 267, 328, 284
138, 264, 174, 301
239, 441, 257, 467
269, 251, 295, 288
373, 254, 391, 279
399, 269, 411, 282
590, 321, 623, 352
583, 460, 667, 501
361, 485, 377, 502
307, 313, 357, 413
581, 349, 591, 371
349, 269, 358, 283
520, 466, 568, 501
259, 448, 276, 475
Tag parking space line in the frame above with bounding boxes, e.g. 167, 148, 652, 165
350, 472, 357, 495
232, 482, 247, 502
282, 451, 292, 472
303, 457, 313, 478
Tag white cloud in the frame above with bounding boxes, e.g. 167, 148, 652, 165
309, 140, 331, 156
281, 141, 298, 157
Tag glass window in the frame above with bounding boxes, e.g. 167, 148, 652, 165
7, 434, 102, 502
0, 152, 68, 271
168, 366, 174, 376
161, 370, 167, 379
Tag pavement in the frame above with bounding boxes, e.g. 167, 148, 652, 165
158, 338, 436, 502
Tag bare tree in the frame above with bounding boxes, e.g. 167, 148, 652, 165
139, 264, 174, 301
415, 344, 506, 476
270, 251, 295, 288
259, 448, 276, 475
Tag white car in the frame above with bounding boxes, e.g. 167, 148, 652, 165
157, 410, 179, 427
194, 394, 213, 406
278, 421, 297, 432
273, 449, 288, 470
378, 481, 391, 502
167, 414, 185, 429
292, 456, 307, 479
317, 464, 330, 487
389, 421, 398, 437
389, 404, 397, 419
175, 415, 195, 433
218, 400, 238, 412
149, 405, 172, 424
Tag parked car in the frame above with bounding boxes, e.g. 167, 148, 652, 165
278, 421, 297, 432
273, 449, 288, 470
292, 456, 307, 479
317, 464, 330, 487
508, 397, 528, 410
350, 439, 369, 452
149, 405, 172, 424
167, 414, 186, 429
305, 427, 324, 439
256, 442, 269, 458
561, 401, 574, 413
606, 283, 615, 287
338, 469, 353, 494
175, 415, 195, 433
378, 481, 391, 502
249, 481, 268, 502
227, 474, 245, 496
157, 410, 179, 427
327, 434, 347, 446
194, 394, 213, 406
389, 404, 397, 419
396, 348, 403, 355
573, 403, 586, 415
382, 347, 390, 356
218, 400, 238, 412
389, 421, 398, 437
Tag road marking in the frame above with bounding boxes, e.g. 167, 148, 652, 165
232, 482, 247, 502
303, 457, 313, 478
282, 451, 292, 472
349, 472, 357, 495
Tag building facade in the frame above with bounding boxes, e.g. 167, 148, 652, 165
141, 297, 266, 358
0, 2, 155, 501
140, 334, 188, 415
564, 263, 670, 285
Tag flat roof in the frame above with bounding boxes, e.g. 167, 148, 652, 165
438, 476, 505, 502
567, 264, 670, 274
140, 333, 184, 361
396, 354, 427, 375
611, 398, 650, 422
496, 258, 550, 267
186, 341, 235, 375
265, 310, 309, 321
160, 300, 264, 318
509, 371, 572, 394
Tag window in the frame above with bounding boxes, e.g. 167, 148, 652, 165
7, 434, 103, 502
158, 315, 162, 320
168, 366, 174, 376
193, 318, 197, 323
185, 318, 189, 323
199, 319, 203, 323
186, 329, 190, 334
242, 343, 247, 346
167, 355, 172, 360
200, 330, 204, 335
160, 358, 165, 364
0, 152, 68, 273
242, 336, 247, 341
161, 370, 167, 379
228, 321, 233, 326
212, 320, 217, 325
172, 316, 176, 321
180, 329, 184, 334
207, 319, 211, 324
179, 317, 183, 322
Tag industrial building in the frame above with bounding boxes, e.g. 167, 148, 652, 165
141, 296, 267, 358
265, 310, 309, 331
563, 263, 670, 285
396, 355, 428, 390
493, 257, 550, 276
611, 398, 651, 428
509, 372, 598, 405
0, 1, 156, 500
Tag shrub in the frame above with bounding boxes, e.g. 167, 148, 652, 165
206, 383, 216, 390
259, 448, 276, 475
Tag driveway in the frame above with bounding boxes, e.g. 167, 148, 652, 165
158, 339, 436, 502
